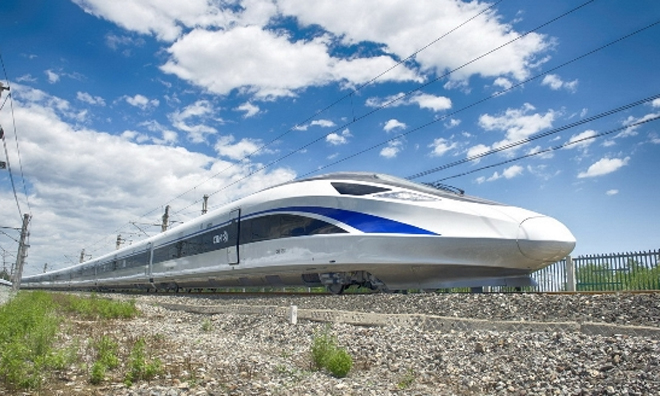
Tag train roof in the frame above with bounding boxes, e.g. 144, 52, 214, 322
290, 172, 502, 205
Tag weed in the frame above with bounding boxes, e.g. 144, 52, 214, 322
201, 318, 213, 332
397, 368, 416, 389
309, 325, 353, 378
124, 338, 162, 386
90, 361, 106, 385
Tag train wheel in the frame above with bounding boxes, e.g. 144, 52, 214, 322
327, 284, 346, 295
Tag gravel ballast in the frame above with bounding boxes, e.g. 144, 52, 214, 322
9, 292, 660, 395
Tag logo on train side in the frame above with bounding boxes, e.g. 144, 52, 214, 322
213, 231, 229, 244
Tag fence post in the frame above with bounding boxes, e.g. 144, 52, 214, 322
565, 255, 576, 292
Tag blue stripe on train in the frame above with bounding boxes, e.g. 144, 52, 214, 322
249, 206, 437, 235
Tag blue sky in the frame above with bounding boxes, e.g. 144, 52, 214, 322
1, 0, 659, 276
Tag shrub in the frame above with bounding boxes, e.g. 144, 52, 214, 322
310, 326, 352, 378
326, 348, 352, 378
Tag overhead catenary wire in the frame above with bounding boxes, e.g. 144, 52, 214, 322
432, 115, 660, 183
79, 0, 516, 260
169, 0, 598, 219
405, 93, 660, 180
0, 52, 32, 220
293, 18, 660, 182
133, 0, 507, 222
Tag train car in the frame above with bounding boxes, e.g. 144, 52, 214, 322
21, 172, 576, 293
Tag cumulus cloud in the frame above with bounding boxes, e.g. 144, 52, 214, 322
77, 91, 106, 106
479, 103, 556, 154
428, 138, 457, 157
380, 139, 404, 159
541, 74, 578, 92
606, 189, 619, 196
235, 102, 260, 118
383, 119, 406, 133
45, 69, 60, 83
578, 157, 630, 178
476, 165, 524, 183
74, 0, 550, 101
3, 84, 294, 273
565, 129, 597, 150
125, 94, 160, 110
366, 92, 451, 112
161, 26, 418, 99
169, 100, 219, 143
214, 135, 266, 160
326, 128, 352, 145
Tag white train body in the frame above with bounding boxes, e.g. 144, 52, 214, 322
21, 172, 576, 292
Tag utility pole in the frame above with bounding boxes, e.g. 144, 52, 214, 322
11, 213, 30, 291
161, 205, 170, 232
43, 263, 47, 273
79, 249, 91, 263
202, 195, 209, 215
116, 234, 125, 250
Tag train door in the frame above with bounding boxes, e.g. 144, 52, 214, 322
228, 208, 240, 265
146, 242, 153, 277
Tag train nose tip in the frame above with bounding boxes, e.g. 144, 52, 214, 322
517, 216, 576, 262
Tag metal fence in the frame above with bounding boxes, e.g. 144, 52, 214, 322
530, 248, 660, 292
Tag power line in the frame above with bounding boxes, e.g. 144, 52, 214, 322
132, 0, 508, 223
0, 52, 32, 219
406, 93, 660, 180
432, 115, 660, 183
293, 18, 660, 182
170, 0, 597, 218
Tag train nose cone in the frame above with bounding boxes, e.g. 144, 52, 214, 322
517, 216, 576, 262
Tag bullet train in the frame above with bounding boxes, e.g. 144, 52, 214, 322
21, 172, 575, 293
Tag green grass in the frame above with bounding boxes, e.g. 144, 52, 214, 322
0, 291, 140, 391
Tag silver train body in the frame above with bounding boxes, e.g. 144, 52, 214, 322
21, 172, 576, 293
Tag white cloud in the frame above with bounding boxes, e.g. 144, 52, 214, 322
476, 165, 524, 183
161, 26, 418, 99
578, 157, 630, 178
479, 103, 556, 154
169, 100, 219, 143
125, 94, 159, 110
74, 0, 550, 101
383, 119, 406, 133
493, 77, 513, 90
279, 0, 550, 82
235, 102, 260, 118
326, 128, 352, 145
4, 85, 295, 273
444, 118, 461, 129
214, 135, 266, 160
366, 92, 451, 112
428, 138, 457, 157
379, 139, 404, 159
16, 74, 37, 83
77, 91, 106, 106
45, 69, 60, 83
310, 119, 335, 128
565, 129, 597, 150
409, 93, 452, 112
466, 143, 490, 162
650, 133, 660, 144
652, 98, 660, 108
541, 74, 578, 92
606, 189, 619, 196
